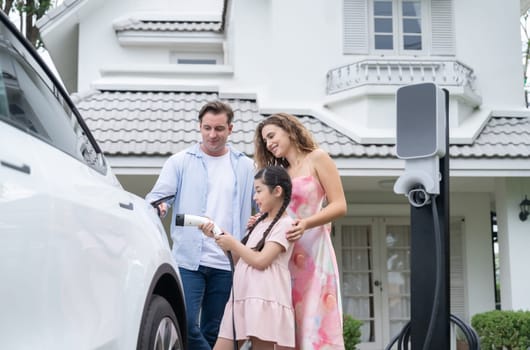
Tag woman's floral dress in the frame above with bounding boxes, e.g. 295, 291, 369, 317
288, 175, 344, 349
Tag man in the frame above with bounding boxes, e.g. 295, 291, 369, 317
146, 101, 255, 349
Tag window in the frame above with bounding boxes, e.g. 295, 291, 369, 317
0, 24, 104, 172
343, 0, 454, 56
373, 0, 423, 52
170, 51, 223, 65
176, 58, 217, 65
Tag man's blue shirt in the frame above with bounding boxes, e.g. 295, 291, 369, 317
146, 143, 255, 270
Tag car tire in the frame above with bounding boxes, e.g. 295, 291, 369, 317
138, 295, 184, 350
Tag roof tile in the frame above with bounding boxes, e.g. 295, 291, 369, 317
114, 19, 222, 33
75, 90, 530, 159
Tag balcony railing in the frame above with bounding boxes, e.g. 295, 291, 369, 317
326, 59, 477, 95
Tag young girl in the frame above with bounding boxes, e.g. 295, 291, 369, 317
202, 166, 295, 350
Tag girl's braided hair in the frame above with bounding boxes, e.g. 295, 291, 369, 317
241, 166, 292, 251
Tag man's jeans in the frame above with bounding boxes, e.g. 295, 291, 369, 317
179, 266, 232, 350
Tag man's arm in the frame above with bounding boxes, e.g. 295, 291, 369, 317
145, 154, 182, 216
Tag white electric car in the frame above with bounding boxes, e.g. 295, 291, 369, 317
0, 11, 186, 350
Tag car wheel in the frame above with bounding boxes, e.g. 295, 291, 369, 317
138, 295, 183, 350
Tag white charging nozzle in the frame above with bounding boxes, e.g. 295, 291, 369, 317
175, 214, 223, 236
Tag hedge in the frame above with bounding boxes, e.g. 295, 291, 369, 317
471, 310, 530, 349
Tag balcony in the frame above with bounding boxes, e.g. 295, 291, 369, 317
326, 59, 478, 99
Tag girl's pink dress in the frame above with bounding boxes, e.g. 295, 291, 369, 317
217, 216, 295, 347
289, 176, 344, 349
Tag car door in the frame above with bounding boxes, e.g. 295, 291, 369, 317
33, 137, 146, 349
0, 118, 54, 348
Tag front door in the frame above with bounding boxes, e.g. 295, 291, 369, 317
334, 216, 464, 349
335, 217, 411, 349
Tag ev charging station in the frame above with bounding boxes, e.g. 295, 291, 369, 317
393, 83, 450, 349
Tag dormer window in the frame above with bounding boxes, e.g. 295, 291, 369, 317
114, 17, 226, 64
176, 58, 217, 65
170, 52, 224, 65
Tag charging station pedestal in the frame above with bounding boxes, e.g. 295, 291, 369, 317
394, 83, 450, 349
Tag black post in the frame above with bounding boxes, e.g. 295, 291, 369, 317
410, 89, 450, 349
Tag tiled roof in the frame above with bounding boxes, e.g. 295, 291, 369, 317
113, 19, 222, 33
451, 117, 530, 158
74, 90, 530, 159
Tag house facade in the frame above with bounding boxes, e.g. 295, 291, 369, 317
38, 0, 530, 348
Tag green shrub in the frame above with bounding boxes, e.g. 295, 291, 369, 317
471, 310, 530, 349
343, 314, 363, 350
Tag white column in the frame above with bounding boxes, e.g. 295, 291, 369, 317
452, 192, 495, 318
495, 178, 530, 310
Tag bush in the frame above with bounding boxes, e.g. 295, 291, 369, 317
471, 310, 530, 349
343, 314, 363, 349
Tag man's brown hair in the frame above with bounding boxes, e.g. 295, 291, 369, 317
198, 101, 234, 124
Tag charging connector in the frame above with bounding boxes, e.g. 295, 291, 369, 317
407, 185, 431, 208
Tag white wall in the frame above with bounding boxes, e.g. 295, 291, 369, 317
454, 0, 525, 108
130, 0, 223, 13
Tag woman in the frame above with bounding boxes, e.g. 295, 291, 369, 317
254, 113, 347, 349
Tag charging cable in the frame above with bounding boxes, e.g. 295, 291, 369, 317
150, 197, 238, 350
384, 193, 480, 350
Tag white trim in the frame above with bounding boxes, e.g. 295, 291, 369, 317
116, 31, 224, 48
218, 91, 258, 100
90, 80, 220, 92
450, 159, 530, 173
37, 0, 103, 34
491, 109, 530, 117
324, 80, 481, 110
37, 0, 83, 30
335, 157, 530, 176
100, 64, 233, 77
106, 156, 168, 175
105, 156, 530, 176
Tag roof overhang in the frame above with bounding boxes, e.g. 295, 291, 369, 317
36, 0, 105, 93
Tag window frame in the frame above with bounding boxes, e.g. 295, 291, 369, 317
369, 0, 429, 55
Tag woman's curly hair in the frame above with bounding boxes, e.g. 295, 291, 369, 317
254, 113, 318, 170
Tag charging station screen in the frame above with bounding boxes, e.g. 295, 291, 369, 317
396, 83, 440, 159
